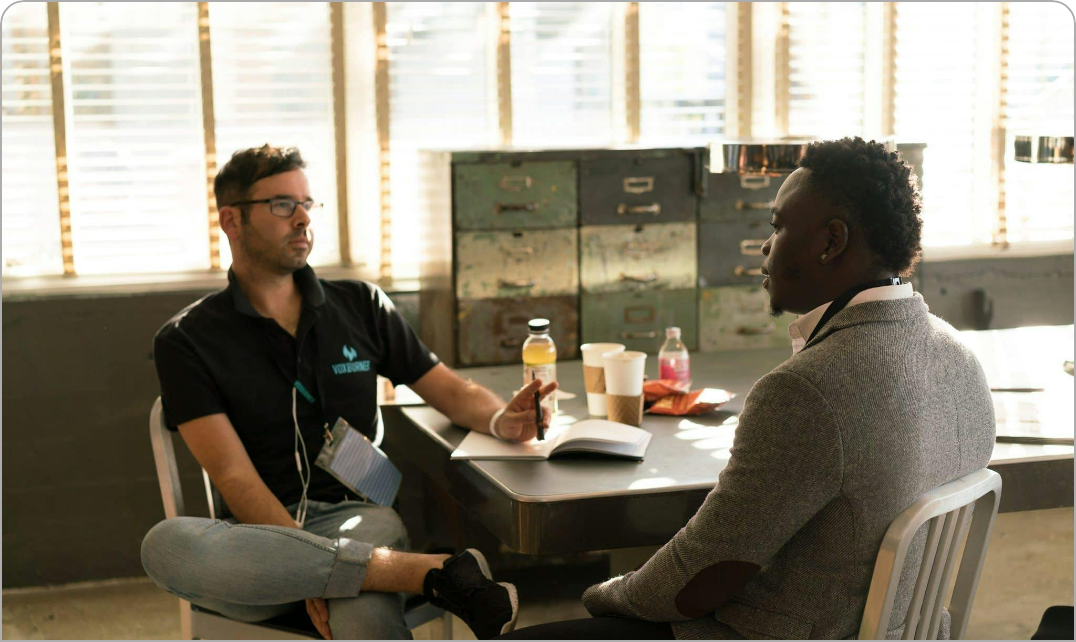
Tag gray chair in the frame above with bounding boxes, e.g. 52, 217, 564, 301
859, 467, 1002, 640
148, 397, 452, 640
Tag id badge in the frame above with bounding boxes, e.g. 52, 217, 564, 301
315, 416, 402, 507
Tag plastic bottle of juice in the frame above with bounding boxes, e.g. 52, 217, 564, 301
522, 318, 558, 413
658, 326, 691, 384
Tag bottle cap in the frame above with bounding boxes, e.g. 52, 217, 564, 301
528, 318, 551, 333
666, 326, 681, 338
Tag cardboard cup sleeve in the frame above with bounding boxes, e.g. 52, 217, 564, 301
606, 393, 644, 427
583, 364, 606, 394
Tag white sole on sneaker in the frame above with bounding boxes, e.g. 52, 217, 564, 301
465, 548, 493, 580
498, 582, 519, 635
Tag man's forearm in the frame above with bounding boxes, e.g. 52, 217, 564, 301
215, 473, 297, 528
445, 379, 504, 434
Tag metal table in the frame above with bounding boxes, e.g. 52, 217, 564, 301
382, 328, 1074, 555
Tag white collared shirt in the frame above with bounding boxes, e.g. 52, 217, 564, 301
788, 282, 914, 355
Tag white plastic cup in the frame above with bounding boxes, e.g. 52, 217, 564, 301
603, 350, 647, 398
581, 343, 625, 416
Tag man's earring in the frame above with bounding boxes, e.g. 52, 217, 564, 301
820, 253, 828, 263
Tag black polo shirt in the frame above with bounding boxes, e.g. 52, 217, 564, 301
153, 265, 438, 507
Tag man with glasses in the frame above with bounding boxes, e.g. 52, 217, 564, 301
141, 145, 554, 639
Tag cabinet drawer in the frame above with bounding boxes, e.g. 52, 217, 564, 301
454, 160, 578, 230
580, 223, 696, 293
699, 172, 788, 222
457, 296, 579, 367
581, 289, 698, 353
698, 220, 770, 287
579, 150, 696, 225
456, 229, 578, 299
698, 286, 793, 352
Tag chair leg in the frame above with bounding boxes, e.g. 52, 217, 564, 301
180, 599, 192, 640
440, 611, 453, 640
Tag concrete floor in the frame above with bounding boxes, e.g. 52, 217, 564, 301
3, 508, 1071, 640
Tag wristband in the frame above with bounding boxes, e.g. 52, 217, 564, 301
488, 408, 507, 440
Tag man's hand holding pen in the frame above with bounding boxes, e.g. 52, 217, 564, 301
491, 378, 557, 443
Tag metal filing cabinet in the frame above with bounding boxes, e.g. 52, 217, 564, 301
697, 169, 792, 350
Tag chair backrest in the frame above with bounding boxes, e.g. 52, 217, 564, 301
149, 396, 222, 520
859, 467, 1002, 640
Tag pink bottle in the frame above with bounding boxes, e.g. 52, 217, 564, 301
658, 327, 691, 383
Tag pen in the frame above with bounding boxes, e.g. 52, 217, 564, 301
535, 390, 545, 441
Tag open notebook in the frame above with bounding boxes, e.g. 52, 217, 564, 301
451, 419, 652, 461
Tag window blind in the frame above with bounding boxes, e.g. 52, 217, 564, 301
57, 2, 208, 275
894, 2, 988, 247
510, 2, 615, 147
638, 2, 727, 145
786, 2, 868, 139
386, 1, 493, 281
1003, 1, 1075, 243
210, 2, 339, 269
1, 1, 63, 276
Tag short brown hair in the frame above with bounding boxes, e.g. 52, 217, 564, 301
214, 145, 306, 220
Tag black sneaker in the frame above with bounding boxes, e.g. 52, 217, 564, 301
423, 548, 519, 639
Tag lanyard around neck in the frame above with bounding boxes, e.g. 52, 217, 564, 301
806, 276, 902, 344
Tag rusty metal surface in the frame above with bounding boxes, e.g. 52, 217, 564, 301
580, 223, 696, 293
457, 296, 580, 366
579, 150, 697, 226
581, 288, 698, 352
700, 172, 788, 222
698, 286, 794, 352
698, 219, 769, 288
454, 160, 578, 230
455, 229, 579, 299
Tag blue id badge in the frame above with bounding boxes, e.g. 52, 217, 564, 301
315, 416, 402, 507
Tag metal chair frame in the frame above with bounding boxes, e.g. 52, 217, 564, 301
859, 468, 1002, 640
148, 397, 452, 639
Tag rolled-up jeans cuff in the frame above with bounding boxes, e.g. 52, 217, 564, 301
323, 537, 376, 598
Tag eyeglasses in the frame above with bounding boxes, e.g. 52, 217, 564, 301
230, 198, 324, 218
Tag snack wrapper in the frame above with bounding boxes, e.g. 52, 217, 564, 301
647, 387, 735, 416
643, 379, 692, 402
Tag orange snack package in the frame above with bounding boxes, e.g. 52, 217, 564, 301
643, 379, 692, 403
648, 388, 735, 416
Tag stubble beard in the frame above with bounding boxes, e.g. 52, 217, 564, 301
240, 227, 309, 275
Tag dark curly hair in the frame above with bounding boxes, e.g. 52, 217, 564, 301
797, 137, 923, 276
214, 145, 306, 222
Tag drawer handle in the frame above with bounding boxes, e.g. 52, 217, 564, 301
623, 176, 655, 194
495, 202, 538, 213
739, 239, 767, 256
620, 272, 659, 283
735, 200, 773, 211
736, 323, 775, 336
734, 266, 764, 277
502, 246, 534, 259
617, 203, 662, 216
621, 330, 659, 340
498, 278, 537, 289
500, 337, 526, 348
740, 175, 772, 190
624, 305, 656, 324
499, 175, 533, 192
625, 241, 656, 256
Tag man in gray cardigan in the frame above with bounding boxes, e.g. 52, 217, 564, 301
499, 138, 996, 640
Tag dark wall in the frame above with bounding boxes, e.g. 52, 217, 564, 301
2, 255, 1072, 587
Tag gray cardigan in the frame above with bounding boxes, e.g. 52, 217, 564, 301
582, 294, 996, 639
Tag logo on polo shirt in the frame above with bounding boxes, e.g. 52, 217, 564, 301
333, 344, 371, 375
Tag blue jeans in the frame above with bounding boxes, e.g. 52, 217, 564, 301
141, 500, 413, 639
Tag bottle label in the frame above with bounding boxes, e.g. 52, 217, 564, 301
524, 363, 557, 388
659, 357, 690, 382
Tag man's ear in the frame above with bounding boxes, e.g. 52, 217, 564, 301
218, 206, 240, 241
822, 218, 850, 262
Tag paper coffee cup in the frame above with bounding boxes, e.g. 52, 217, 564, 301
581, 343, 625, 416
603, 351, 646, 426
603, 350, 646, 397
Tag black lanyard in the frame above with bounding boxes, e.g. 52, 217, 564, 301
807, 276, 903, 344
